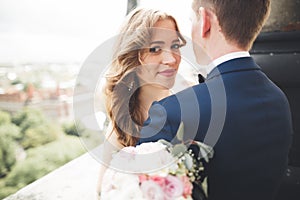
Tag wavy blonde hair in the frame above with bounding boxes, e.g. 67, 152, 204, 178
104, 8, 186, 146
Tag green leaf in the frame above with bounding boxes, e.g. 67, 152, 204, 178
172, 143, 187, 157
176, 122, 184, 141
158, 139, 172, 148
193, 141, 214, 162
183, 153, 194, 170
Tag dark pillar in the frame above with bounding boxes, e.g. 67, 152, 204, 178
126, 0, 138, 15
263, 0, 300, 32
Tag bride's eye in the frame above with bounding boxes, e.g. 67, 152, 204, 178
149, 46, 161, 53
171, 43, 181, 50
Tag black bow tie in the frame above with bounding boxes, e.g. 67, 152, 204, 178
198, 74, 205, 83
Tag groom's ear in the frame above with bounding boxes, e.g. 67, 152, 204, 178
199, 7, 211, 38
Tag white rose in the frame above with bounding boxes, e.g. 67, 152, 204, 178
110, 147, 138, 172
140, 180, 164, 200
133, 146, 176, 173
102, 169, 139, 189
135, 142, 166, 154
101, 189, 119, 200
118, 183, 145, 200
102, 170, 143, 200
112, 171, 139, 189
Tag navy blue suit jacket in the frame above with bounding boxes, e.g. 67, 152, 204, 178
138, 57, 293, 200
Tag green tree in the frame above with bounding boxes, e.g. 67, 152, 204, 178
11, 108, 62, 149
4, 136, 84, 189
0, 136, 16, 177
62, 121, 86, 137
0, 117, 20, 177
21, 123, 60, 149
0, 124, 22, 141
12, 109, 45, 133
0, 111, 11, 125
12, 108, 45, 127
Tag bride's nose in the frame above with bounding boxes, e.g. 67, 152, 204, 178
161, 50, 177, 65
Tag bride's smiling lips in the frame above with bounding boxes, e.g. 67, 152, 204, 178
158, 69, 177, 77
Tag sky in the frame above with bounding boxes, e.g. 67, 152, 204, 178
0, 0, 127, 63
0, 0, 191, 63
0, 0, 192, 64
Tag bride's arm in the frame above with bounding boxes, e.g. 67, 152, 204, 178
96, 124, 123, 197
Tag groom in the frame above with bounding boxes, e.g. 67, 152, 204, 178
137, 0, 292, 199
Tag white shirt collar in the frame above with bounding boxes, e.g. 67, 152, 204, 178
206, 51, 250, 75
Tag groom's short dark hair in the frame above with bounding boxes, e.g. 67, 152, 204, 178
192, 0, 271, 50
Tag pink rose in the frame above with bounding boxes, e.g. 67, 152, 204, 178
181, 176, 193, 197
140, 180, 164, 200
149, 175, 166, 188
164, 175, 184, 199
139, 174, 149, 183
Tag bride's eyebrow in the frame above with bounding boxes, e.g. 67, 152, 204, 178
150, 39, 180, 45
149, 41, 164, 45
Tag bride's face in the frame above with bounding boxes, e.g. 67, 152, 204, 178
138, 19, 182, 89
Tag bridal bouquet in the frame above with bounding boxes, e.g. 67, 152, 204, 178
101, 123, 214, 200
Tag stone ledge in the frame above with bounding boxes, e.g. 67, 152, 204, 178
5, 152, 101, 200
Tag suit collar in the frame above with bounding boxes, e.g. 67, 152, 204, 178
206, 51, 250, 75
206, 57, 261, 80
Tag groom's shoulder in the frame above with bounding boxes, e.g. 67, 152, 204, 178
157, 84, 209, 107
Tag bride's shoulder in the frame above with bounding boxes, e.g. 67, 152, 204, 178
104, 122, 124, 150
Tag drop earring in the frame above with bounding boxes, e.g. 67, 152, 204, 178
128, 81, 134, 91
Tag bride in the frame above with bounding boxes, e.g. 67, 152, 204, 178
96, 7, 186, 198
